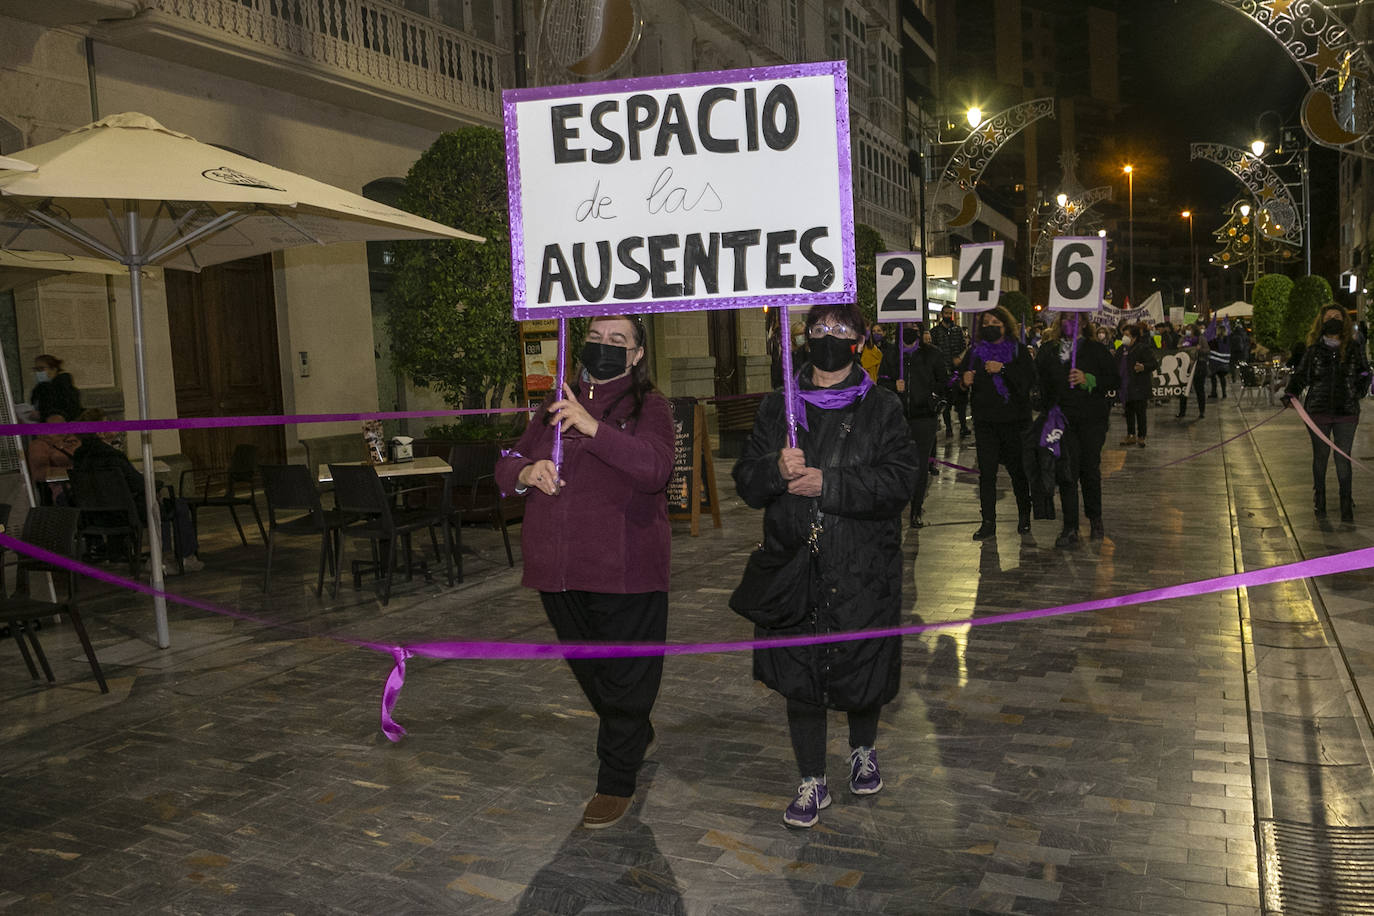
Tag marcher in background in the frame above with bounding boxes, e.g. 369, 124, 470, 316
1118, 321, 1158, 448
494, 315, 675, 830
29, 354, 81, 421
892, 324, 948, 528
961, 305, 1035, 540
1037, 313, 1117, 546
733, 303, 918, 830
931, 305, 969, 437
1160, 321, 1181, 350
1178, 326, 1210, 419
1208, 321, 1231, 398
1283, 305, 1372, 523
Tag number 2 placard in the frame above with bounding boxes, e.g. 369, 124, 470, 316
953, 241, 1005, 313
875, 252, 925, 321
1047, 236, 1107, 312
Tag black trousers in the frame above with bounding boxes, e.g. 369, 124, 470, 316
1210, 370, 1228, 397
541, 589, 668, 796
1178, 380, 1206, 417
973, 419, 1031, 522
909, 416, 938, 517
1309, 419, 1358, 498
1058, 418, 1107, 530
787, 697, 881, 779
1123, 400, 1148, 439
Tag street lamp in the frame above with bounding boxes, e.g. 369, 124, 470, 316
1181, 210, 1197, 311
966, 107, 983, 129
1251, 138, 1266, 157
1123, 164, 1135, 306
1056, 192, 1068, 208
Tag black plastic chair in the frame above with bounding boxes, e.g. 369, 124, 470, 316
3, 506, 108, 693
444, 442, 519, 568
329, 464, 452, 605
260, 464, 351, 597
68, 468, 145, 577
182, 443, 267, 546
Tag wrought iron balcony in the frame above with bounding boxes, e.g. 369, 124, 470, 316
99, 0, 508, 130
700, 0, 801, 63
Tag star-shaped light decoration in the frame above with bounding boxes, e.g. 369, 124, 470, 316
1306, 41, 1344, 79
1264, 0, 1295, 16
980, 123, 998, 144
955, 161, 978, 187
1258, 183, 1278, 201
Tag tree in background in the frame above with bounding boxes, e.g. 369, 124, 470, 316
387, 127, 519, 411
1251, 273, 1293, 351
853, 224, 885, 329
999, 290, 1032, 332
1282, 275, 1333, 349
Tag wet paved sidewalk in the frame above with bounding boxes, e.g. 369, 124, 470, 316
2, 394, 1373, 914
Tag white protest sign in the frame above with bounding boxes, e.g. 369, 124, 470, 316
1046, 236, 1107, 312
953, 241, 1004, 312
875, 252, 924, 322
503, 62, 855, 320
1170, 306, 1185, 326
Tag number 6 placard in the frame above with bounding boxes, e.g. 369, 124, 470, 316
953, 241, 1005, 312
875, 252, 925, 321
1047, 236, 1107, 312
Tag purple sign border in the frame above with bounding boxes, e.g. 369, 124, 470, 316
502, 61, 856, 321
1046, 235, 1109, 313
874, 250, 925, 323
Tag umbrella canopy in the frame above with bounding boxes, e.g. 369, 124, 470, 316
0, 249, 129, 291
0, 113, 480, 269
1216, 301, 1253, 318
0, 113, 484, 648
0, 155, 36, 172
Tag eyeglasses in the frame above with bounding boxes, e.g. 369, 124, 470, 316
808, 323, 856, 339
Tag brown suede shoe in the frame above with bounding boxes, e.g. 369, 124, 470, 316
581, 793, 632, 829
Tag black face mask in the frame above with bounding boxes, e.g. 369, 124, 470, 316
902, 328, 920, 346
1323, 318, 1344, 337
979, 326, 1004, 343
808, 335, 857, 372
580, 342, 630, 381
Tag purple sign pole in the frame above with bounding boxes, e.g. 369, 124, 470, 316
779, 304, 798, 448
1069, 314, 1080, 387
551, 319, 567, 470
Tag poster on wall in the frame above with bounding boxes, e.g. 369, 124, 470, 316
503, 62, 855, 320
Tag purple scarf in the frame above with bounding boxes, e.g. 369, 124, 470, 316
971, 337, 1019, 401
788, 370, 873, 431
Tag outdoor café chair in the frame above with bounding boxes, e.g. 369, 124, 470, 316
69, 467, 145, 577
260, 464, 351, 597
181, 443, 267, 547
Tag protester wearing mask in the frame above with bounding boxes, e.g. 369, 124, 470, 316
890, 324, 947, 528
930, 305, 969, 437
1283, 306, 1372, 523
1177, 327, 1210, 419
733, 303, 918, 829
29, 354, 82, 422
495, 316, 675, 830
1118, 322, 1158, 448
961, 305, 1036, 540
1036, 314, 1117, 546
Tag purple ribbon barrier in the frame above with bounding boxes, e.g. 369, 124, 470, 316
5, 532, 1373, 743
1146, 407, 1286, 471
1290, 401, 1374, 475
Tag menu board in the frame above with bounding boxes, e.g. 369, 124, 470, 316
667, 397, 721, 536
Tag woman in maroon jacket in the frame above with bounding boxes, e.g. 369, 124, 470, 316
494, 315, 674, 831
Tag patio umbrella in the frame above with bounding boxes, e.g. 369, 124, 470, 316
0, 154, 36, 172
1216, 301, 1254, 318
0, 112, 484, 648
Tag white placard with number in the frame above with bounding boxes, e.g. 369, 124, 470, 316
953, 241, 1005, 312
875, 252, 924, 321
1046, 236, 1107, 312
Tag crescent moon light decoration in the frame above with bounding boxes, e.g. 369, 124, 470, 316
1031, 186, 1114, 277
1190, 143, 1304, 248
928, 97, 1055, 242
1207, 0, 1374, 157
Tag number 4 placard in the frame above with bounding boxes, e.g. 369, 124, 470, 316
953, 241, 1005, 312
875, 252, 925, 321
1047, 236, 1107, 312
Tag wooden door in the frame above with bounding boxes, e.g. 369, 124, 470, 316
165, 254, 285, 474
708, 309, 740, 397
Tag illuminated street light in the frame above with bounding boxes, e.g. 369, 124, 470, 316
1240, 203, 1251, 218
1251, 139, 1266, 157
967, 107, 983, 128
1056, 192, 1068, 208
1123, 165, 1135, 305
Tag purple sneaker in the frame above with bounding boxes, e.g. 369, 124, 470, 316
849, 746, 883, 795
782, 778, 830, 828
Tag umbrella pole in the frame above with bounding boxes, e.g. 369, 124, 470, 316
126, 208, 169, 649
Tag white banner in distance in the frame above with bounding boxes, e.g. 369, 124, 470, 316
875, 252, 924, 322
953, 241, 1004, 313
1046, 236, 1106, 312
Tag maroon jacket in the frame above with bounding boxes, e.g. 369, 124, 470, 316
494, 372, 674, 594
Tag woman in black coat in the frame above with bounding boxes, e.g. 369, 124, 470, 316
30, 354, 81, 421
1284, 305, 1372, 522
887, 325, 948, 528
733, 303, 919, 830
961, 305, 1036, 540
1117, 321, 1158, 448
1037, 314, 1118, 546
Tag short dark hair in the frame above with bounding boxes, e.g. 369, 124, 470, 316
804, 303, 866, 337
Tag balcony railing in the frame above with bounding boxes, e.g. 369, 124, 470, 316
144, 0, 505, 120
701, 0, 801, 62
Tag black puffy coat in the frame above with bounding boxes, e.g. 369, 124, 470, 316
1037, 336, 1117, 423
1117, 339, 1158, 403
732, 364, 919, 710
965, 342, 1035, 424
896, 346, 950, 420
1286, 340, 1372, 417
30, 372, 81, 421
